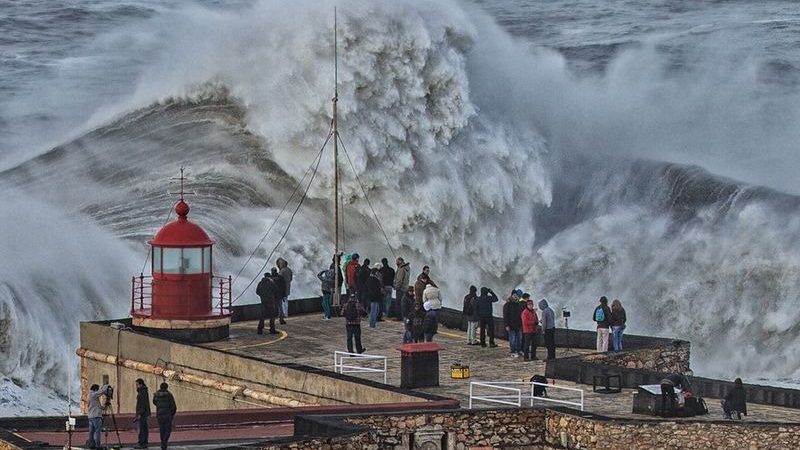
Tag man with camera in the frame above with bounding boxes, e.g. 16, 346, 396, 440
86, 383, 111, 449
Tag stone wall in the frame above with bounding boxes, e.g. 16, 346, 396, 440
580, 341, 690, 374
263, 408, 800, 450
265, 409, 548, 449
546, 409, 800, 450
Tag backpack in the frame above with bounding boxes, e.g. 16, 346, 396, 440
594, 306, 605, 322
343, 300, 358, 321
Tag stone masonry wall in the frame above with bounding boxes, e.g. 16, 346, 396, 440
546, 410, 800, 450
260, 407, 800, 450
581, 341, 690, 374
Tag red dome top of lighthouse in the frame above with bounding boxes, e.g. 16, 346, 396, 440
149, 198, 214, 247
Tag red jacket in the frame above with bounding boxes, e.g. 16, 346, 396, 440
346, 260, 360, 289
521, 307, 539, 333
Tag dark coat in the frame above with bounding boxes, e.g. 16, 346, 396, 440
503, 300, 523, 330
256, 276, 278, 318
593, 304, 612, 328
152, 388, 177, 422
477, 289, 499, 319
610, 307, 627, 327
269, 273, 286, 299
356, 264, 371, 292
410, 308, 426, 341
462, 293, 478, 320
380, 265, 396, 287
724, 385, 747, 415
135, 385, 150, 417
363, 275, 384, 303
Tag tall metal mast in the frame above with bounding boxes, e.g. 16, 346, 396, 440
332, 8, 341, 307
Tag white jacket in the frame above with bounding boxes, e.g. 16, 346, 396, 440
422, 286, 442, 310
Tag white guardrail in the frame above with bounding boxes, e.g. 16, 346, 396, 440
333, 351, 388, 384
469, 381, 584, 411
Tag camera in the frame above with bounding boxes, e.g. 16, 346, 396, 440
104, 385, 114, 405
561, 307, 571, 318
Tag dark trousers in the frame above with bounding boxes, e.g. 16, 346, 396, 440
523, 332, 538, 359
660, 383, 676, 416
138, 416, 149, 445
479, 317, 495, 345
256, 304, 276, 334
544, 328, 556, 360
158, 418, 172, 450
346, 324, 364, 353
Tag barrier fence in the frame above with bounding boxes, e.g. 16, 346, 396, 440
469, 381, 584, 411
333, 351, 388, 384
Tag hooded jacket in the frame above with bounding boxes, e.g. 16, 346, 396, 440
152, 388, 177, 422
422, 285, 442, 311
363, 271, 385, 303
463, 287, 478, 320
136, 384, 151, 417
503, 298, 523, 330
477, 288, 499, 319
276, 258, 293, 296
346, 259, 360, 289
521, 306, 539, 333
394, 262, 411, 291
538, 299, 555, 330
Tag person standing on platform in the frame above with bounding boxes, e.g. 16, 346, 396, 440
414, 266, 437, 304
152, 382, 177, 450
410, 302, 426, 343
276, 258, 292, 324
463, 286, 479, 345
134, 379, 151, 449
346, 253, 360, 297
503, 289, 524, 357
356, 258, 372, 308
268, 267, 286, 324
317, 263, 335, 320
86, 383, 109, 449
521, 299, 539, 361
365, 264, 385, 328
379, 257, 395, 320
477, 287, 499, 347
722, 378, 747, 420
422, 283, 442, 341
256, 272, 278, 335
610, 298, 627, 351
538, 298, 556, 360
394, 257, 411, 320
342, 294, 367, 353
593, 296, 612, 352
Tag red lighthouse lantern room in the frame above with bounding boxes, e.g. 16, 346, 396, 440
131, 172, 231, 343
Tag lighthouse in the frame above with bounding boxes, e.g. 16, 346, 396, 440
130, 171, 231, 342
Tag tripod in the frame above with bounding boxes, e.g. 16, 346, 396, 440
560, 313, 579, 357
102, 401, 122, 450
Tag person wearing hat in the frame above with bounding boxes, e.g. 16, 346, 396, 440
364, 263, 385, 328
521, 297, 539, 360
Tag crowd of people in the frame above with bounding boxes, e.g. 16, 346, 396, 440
254, 254, 639, 360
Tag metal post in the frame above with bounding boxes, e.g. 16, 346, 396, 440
469, 383, 473, 409
139, 273, 145, 309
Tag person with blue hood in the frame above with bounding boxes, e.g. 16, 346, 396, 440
538, 298, 556, 360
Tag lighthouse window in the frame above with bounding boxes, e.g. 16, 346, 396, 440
161, 248, 203, 274
203, 247, 211, 273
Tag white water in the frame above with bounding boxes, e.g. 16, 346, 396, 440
3, 0, 800, 415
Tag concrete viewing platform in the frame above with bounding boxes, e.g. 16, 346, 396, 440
202, 312, 800, 424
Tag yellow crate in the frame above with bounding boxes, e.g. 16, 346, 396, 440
450, 364, 470, 379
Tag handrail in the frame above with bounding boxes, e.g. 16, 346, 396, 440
469, 381, 584, 411
130, 274, 232, 317
333, 351, 388, 384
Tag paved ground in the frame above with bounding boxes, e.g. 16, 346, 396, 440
202, 313, 800, 424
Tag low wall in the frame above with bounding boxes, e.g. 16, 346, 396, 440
254, 407, 800, 450
579, 341, 690, 373
78, 317, 453, 415
268, 408, 549, 450
546, 408, 800, 450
